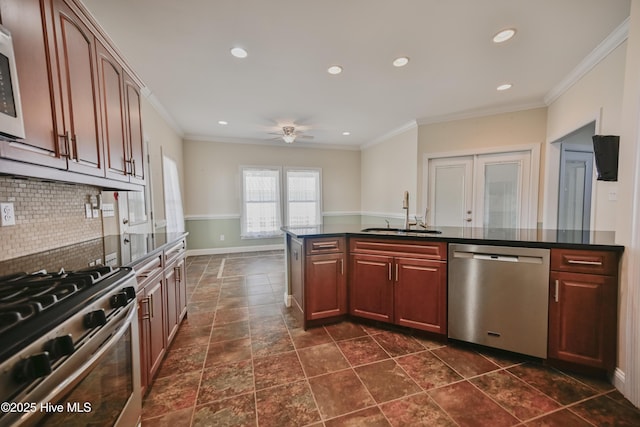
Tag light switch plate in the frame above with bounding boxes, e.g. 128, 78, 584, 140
85, 203, 92, 218
1, 203, 15, 226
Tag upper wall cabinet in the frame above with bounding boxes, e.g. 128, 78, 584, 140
45, 0, 103, 177
0, 0, 145, 189
98, 43, 145, 185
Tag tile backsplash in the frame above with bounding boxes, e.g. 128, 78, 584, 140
0, 176, 103, 262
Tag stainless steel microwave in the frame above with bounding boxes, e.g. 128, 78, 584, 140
0, 24, 25, 140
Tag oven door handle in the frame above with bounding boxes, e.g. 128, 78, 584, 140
14, 301, 139, 426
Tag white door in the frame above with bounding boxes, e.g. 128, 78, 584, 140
428, 156, 473, 227
475, 151, 532, 229
427, 150, 534, 228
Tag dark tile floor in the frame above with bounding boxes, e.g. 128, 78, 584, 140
142, 251, 640, 426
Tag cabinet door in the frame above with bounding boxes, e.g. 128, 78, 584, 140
0, 0, 65, 168
47, 0, 103, 176
96, 40, 128, 181
548, 271, 617, 370
124, 73, 145, 184
164, 261, 180, 344
394, 257, 447, 334
136, 288, 149, 395
289, 238, 304, 313
176, 257, 188, 321
146, 278, 166, 381
305, 253, 346, 320
349, 253, 393, 322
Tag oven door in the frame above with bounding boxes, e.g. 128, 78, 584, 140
6, 299, 141, 427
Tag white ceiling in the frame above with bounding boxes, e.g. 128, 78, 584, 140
82, 0, 630, 149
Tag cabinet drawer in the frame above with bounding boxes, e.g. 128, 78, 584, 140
165, 239, 186, 263
306, 237, 345, 255
550, 249, 619, 276
350, 238, 447, 261
133, 253, 163, 288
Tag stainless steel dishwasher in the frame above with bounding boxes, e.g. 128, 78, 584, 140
448, 244, 550, 358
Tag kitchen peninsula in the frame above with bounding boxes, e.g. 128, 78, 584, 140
283, 224, 623, 375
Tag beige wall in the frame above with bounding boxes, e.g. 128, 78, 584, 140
183, 140, 361, 216
141, 98, 185, 228
545, 42, 627, 232
360, 126, 419, 218
417, 108, 548, 220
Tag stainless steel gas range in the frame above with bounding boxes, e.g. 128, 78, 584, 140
0, 266, 141, 427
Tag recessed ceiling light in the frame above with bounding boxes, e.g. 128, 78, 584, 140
230, 47, 248, 58
327, 65, 343, 75
497, 83, 513, 91
342, 131, 351, 136
218, 120, 228, 125
493, 28, 516, 44
393, 57, 410, 67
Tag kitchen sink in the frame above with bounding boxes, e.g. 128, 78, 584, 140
361, 227, 442, 234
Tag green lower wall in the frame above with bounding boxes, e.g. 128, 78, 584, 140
185, 214, 363, 252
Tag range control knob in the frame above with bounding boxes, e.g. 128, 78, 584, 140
110, 292, 128, 308
44, 335, 75, 359
84, 309, 107, 329
123, 286, 136, 301
13, 352, 52, 383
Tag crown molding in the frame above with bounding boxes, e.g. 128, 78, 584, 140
360, 120, 418, 150
544, 17, 630, 106
416, 101, 547, 126
182, 134, 360, 151
140, 88, 185, 137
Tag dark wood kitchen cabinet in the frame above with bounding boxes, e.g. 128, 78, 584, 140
164, 239, 187, 343
0, 0, 66, 169
349, 238, 447, 335
98, 40, 146, 185
133, 237, 188, 394
134, 253, 166, 396
288, 236, 347, 328
548, 248, 619, 373
0, 0, 145, 189
43, 0, 103, 177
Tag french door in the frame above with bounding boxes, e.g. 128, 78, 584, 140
427, 150, 535, 229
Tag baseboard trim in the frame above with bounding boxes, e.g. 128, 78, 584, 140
187, 243, 284, 257
613, 367, 626, 392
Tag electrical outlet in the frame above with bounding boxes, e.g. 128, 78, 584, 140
1, 203, 16, 226
85, 203, 92, 218
220, 234, 225, 241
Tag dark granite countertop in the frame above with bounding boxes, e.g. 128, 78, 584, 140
0, 232, 188, 276
281, 224, 624, 251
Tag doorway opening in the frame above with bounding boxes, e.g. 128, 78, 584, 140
556, 122, 595, 231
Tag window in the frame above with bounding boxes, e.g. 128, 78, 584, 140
241, 166, 322, 238
286, 169, 322, 227
241, 167, 282, 238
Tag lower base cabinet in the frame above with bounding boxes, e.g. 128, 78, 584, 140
548, 248, 619, 373
134, 238, 187, 394
349, 239, 447, 335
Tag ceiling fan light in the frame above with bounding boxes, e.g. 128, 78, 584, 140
497, 83, 513, 91
283, 135, 296, 144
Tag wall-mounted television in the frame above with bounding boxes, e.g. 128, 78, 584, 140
592, 135, 619, 181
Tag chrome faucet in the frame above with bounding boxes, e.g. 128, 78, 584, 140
403, 191, 417, 230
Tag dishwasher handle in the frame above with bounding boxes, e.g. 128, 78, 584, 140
453, 251, 544, 264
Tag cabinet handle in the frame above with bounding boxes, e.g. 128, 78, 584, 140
175, 266, 181, 282
140, 297, 151, 320
340, 258, 344, 275
149, 293, 154, 318
567, 259, 602, 266
125, 159, 132, 175
59, 131, 71, 158
131, 159, 137, 176
388, 262, 392, 281
554, 280, 559, 303
395, 263, 399, 282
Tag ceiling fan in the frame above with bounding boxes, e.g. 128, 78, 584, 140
269, 126, 314, 144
